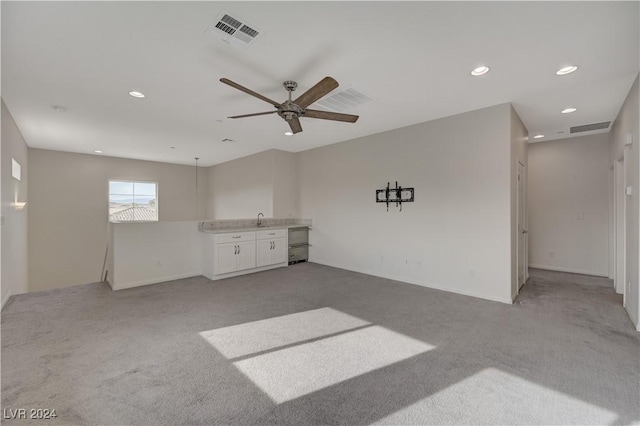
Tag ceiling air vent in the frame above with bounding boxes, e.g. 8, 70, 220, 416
570, 121, 611, 134
314, 88, 373, 112
206, 12, 262, 47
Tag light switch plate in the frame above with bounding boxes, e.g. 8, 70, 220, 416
625, 133, 633, 146
626, 186, 633, 196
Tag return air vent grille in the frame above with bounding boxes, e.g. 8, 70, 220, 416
570, 121, 611, 134
206, 12, 262, 47
314, 88, 373, 112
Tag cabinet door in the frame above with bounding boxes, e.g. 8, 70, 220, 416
236, 241, 256, 271
216, 243, 237, 275
271, 237, 287, 265
256, 239, 273, 267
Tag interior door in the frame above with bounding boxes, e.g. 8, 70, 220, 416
256, 239, 272, 267
236, 241, 256, 271
517, 162, 527, 290
271, 237, 287, 265
217, 243, 237, 275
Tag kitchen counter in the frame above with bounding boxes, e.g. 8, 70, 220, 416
199, 224, 311, 234
199, 218, 312, 234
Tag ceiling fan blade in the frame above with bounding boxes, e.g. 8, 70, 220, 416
228, 111, 278, 119
304, 109, 359, 123
294, 76, 339, 109
288, 117, 303, 134
220, 78, 281, 108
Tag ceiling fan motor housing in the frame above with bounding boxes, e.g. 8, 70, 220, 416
278, 101, 304, 121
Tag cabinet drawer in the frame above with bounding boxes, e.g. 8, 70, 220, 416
256, 228, 287, 240
214, 231, 256, 244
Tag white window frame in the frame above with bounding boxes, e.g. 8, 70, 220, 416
108, 179, 159, 222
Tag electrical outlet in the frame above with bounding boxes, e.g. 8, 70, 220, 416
380, 256, 384, 264
627, 282, 631, 294
548, 251, 555, 258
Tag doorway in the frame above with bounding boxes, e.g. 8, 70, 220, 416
517, 162, 528, 291
614, 155, 626, 307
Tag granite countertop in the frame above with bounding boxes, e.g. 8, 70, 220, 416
200, 224, 311, 234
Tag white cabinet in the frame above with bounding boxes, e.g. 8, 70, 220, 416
214, 232, 256, 275
203, 228, 287, 280
256, 229, 288, 267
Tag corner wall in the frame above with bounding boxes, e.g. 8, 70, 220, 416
206, 149, 299, 220
28, 149, 207, 291
610, 73, 640, 330
298, 103, 515, 303
1, 100, 29, 302
528, 133, 611, 277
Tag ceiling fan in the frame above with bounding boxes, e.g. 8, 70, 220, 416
220, 76, 359, 134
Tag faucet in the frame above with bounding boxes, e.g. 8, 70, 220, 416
257, 212, 264, 227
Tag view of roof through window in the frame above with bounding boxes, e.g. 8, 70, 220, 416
109, 180, 158, 222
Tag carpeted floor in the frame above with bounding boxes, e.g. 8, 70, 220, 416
1, 264, 638, 425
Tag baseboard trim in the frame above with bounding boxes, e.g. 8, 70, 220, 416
1, 290, 12, 310
106, 275, 114, 290
311, 259, 513, 305
111, 271, 202, 291
528, 264, 608, 278
625, 307, 640, 333
206, 262, 289, 281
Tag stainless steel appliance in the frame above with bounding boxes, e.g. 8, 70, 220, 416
288, 226, 310, 264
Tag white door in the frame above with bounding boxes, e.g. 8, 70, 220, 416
256, 239, 272, 267
271, 237, 287, 265
517, 162, 527, 290
615, 157, 626, 302
217, 243, 237, 275
236, 241, 256, 271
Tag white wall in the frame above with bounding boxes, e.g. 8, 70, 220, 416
28, 149, 207, 291
206, 149, 298, 220
528, 133, 611, 277
109, 222, 202, 290
510, 106, 529, 297
207, 150, 274, 219
298, 103, 515, 303
273, 150, 299, 218
610, 73, 640, 330
1, 100, 29, 302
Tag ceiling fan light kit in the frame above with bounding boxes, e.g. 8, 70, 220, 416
220, 76, 359, 135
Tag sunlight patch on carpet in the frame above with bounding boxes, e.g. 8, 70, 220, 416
199, 307, 370, 359
233, 325, 434, 403
374, 368, 618, 425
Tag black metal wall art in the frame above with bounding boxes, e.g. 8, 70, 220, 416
376, 181, 414, 211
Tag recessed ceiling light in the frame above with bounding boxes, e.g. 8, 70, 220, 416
471, 66, 490, 76
94, 150, 103, 154
128, 91, 145, 98
52, 105, 66, 113
556, 65, 578, 76
284, 131, 294, 136
533, 134, 544, 139
561, 107, 577, 114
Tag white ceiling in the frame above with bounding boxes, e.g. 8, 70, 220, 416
2, 2, 638, 167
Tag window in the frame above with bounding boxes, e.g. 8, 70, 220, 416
109, 180, 158, 222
